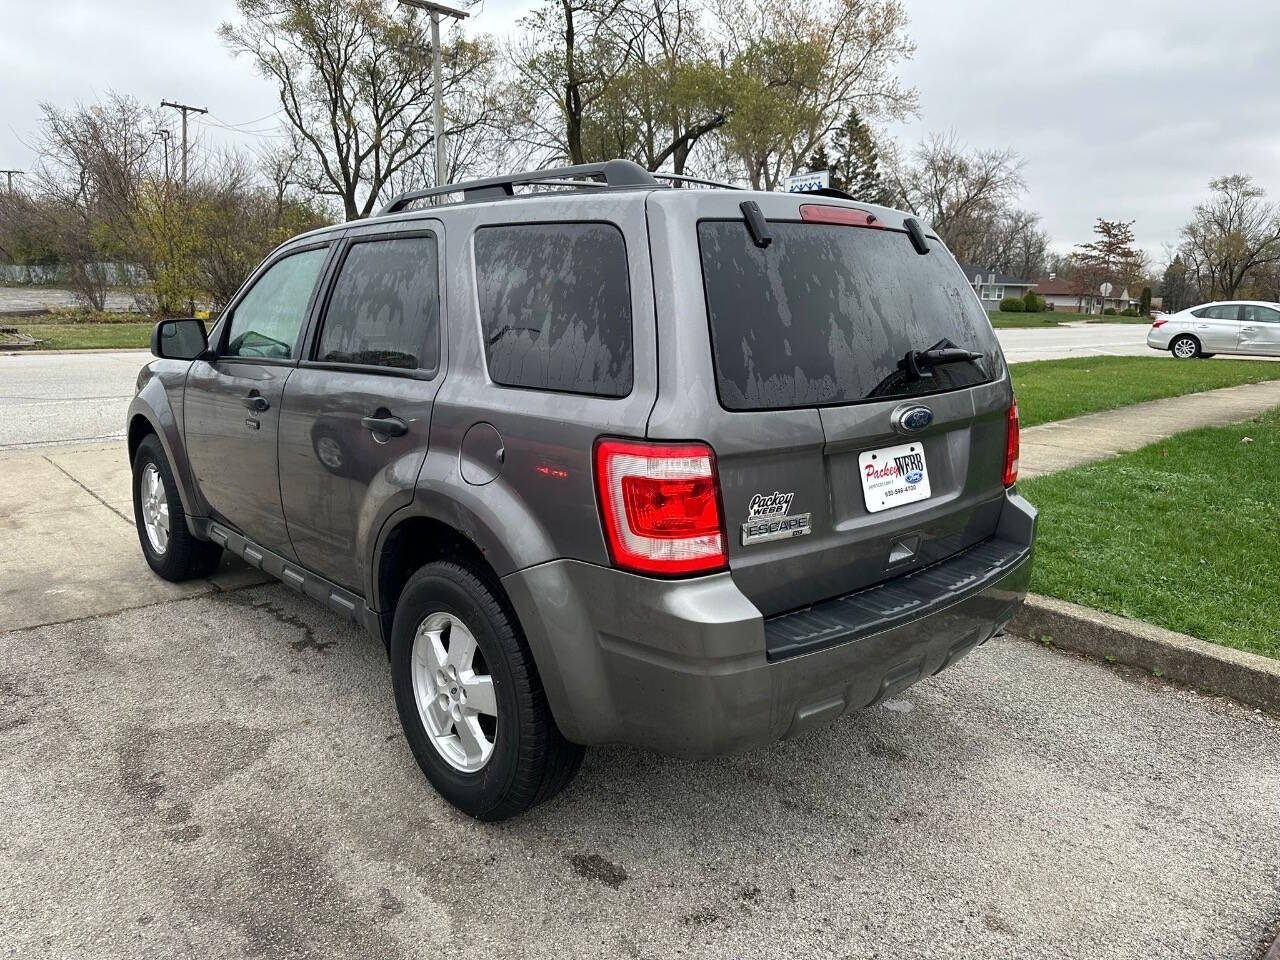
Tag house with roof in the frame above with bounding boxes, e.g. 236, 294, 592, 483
1034, 274, 1137, 314
956, 262, 1038, 312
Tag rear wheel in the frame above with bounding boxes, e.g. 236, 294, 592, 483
390, 561, 583, 821
131, 434, 223, 581
1170, 334, 1201, 359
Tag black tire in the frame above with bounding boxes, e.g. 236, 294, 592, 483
1170, 334, 1201, 359
390, 561, 584, 821
131, 433, 223, 581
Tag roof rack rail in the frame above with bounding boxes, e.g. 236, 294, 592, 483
379, 158, 663, 214
649, 172, 741, 190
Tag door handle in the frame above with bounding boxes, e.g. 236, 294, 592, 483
361, 415, 408, 437
241, 393, 269, 412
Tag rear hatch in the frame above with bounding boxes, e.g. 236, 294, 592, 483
645, 191, 1014, 617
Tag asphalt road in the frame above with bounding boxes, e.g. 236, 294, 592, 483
2, 583, 1277, 959
0, 350, 143, 451
0, 325, 1157, 451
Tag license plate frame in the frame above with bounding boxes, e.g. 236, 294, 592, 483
858, 442, 931, 513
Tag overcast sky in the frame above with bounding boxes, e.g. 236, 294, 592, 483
2, 0, 1277, 258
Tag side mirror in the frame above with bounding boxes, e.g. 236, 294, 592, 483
151, 318, 208, 360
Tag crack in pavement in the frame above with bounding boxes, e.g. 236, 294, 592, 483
42, 454, 131, 524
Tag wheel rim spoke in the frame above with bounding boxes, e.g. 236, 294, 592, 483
460, 674, 496, 717
453, 715, 488, 764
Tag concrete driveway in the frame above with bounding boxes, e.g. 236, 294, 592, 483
1, 442, 1278, 960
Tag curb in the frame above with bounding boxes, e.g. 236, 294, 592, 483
1008, 594, 1280, 713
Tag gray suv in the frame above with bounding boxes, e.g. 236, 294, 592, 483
128, 160, 1036, 820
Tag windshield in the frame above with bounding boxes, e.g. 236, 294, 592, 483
697, 220, 1000, 411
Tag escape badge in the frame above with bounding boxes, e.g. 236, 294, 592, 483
741, 491, 812, 546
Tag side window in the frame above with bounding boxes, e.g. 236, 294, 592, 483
1190, 307, 1208, 318
224, 248, 328, 360
1243, 305, 1280, 323
474, 222, 633, 397
316, 236, 440, 372
1206, 304, 1241, 321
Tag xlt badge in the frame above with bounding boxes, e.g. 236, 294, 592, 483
741, 491, 812, 546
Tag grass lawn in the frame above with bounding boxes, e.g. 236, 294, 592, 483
1086, 315, 1152, 324
988, 312, 1061, 328
1020, 409, 1280, 659
5, 322, 154, 350
1008, 355, 1280, 428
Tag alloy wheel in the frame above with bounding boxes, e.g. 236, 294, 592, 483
411, 612, 498, 773
140, 462, 170, 555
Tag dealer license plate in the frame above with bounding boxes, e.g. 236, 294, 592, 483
858, 442, 931, 513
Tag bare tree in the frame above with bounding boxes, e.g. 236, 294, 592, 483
27, 94, 158, 309
1179, 174, 1280, 299
715, 0, 917, 189
221, 0, 497, 219
889, 132, 1025, 245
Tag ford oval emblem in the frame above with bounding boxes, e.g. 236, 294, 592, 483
896, 405, 934, 434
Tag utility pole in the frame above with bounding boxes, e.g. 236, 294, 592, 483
396, 0, 469, 193
154, 130, 172, 182
0, 170, 21, 194
159, 100, 208, 186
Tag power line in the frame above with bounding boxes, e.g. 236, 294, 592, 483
159, 99, 208, 186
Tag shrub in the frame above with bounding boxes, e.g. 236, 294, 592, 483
1121, 306, 1140, 317
999, 296, 1025, 313
1023, 290, 1045, 312
1103, 307, 1118, 316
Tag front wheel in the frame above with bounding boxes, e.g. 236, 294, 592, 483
131, 434, 223, 581
1170, 334, 1201, 359
390, 561, 584, 821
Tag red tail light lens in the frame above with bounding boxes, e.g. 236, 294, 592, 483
799, 204, 883, 228
1003, 399, 1020, 488
1152, 318, 1168, 328
594, 439, 727, 576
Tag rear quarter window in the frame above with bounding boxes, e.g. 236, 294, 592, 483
474, 222, 633, 398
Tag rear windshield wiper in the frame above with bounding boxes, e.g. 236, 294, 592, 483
898, 347, 985, 381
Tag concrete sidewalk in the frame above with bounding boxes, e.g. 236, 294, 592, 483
1019, 379, 1280, 478
0, 445, 266, 631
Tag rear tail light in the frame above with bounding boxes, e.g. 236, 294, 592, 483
1152, 318, 1168, 328
594, 438, 727, 576
1003, 399, 1020, 488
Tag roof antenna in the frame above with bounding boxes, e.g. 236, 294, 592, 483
740, 200, 772, 248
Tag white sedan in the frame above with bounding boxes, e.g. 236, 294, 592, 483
1148, 301, 1280, 359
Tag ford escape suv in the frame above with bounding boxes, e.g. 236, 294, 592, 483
128, 159, 1036, 821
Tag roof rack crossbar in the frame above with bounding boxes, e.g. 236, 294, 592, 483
379, 159, 661, 214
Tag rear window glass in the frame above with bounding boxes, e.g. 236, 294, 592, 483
698, 220, 1000, 410
317, 235, 439, 371
475, 222, 633, 398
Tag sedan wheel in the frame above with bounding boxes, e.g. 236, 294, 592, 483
1171, 335, 1200, 359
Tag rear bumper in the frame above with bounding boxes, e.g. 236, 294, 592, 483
1147, 327, 1173, 350
503, 491, 1036, 758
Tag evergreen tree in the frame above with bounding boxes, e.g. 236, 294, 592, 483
831, 110, 888, 203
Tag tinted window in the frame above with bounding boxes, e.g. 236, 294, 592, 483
1242, 305, 1280, 323
224, 248, 328, 360
475, 223, 632, 397
317, 236, 439, 371
698, 221, 999, 410
1205, 305, 1241, 320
